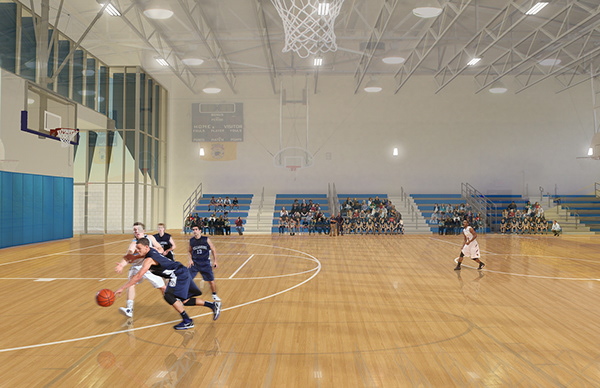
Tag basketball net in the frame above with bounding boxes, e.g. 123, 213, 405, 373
270, 0, 345, 58
53, 128, 78, 148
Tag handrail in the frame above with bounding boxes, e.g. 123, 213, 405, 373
596, 182, 600, 198
461, 182, 497, 233
257, 187, 265, 229
182, 182, 202, 233
561, 205, 580, 229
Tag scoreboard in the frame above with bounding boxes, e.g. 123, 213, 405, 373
192, 103, 243, 142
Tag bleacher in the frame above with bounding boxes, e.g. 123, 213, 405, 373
191, 194, 253, 232
271, 194, 329, 233
412, 194, 491, 233
556, 195, 600, 233
337, 194, 389, 211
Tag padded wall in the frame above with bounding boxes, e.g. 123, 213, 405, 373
0, 171, 73, 248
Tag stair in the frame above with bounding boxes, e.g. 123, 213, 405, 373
387, 196, 431, 234
244, 194, 276, 234
544, 205, 594, 235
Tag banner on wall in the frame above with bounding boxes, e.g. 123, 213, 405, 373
199, 143, 237, 161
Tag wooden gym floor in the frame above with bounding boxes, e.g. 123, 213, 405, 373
0, 232, 599, 387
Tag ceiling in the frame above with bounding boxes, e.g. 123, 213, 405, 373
36, 0, 600, 94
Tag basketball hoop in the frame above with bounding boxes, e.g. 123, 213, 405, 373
270, 0, 345, 58
50, 128, 79, 148
287, 165, 300, 172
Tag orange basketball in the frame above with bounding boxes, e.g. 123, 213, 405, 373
96, 288, 115, 307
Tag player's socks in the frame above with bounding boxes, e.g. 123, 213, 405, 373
180, 311, 191, 321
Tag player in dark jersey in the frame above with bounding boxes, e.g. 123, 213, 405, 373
154, 223, 176, 260
115, 238, 220, 330
189, 224, 221, 310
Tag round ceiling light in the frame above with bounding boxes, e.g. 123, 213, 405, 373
413, 6, 442, 18
488, 81, 508, 94
182, 58, 204, 66
382, 56, 405, 65
143, 8, 174, 19
539, 58, 561, 66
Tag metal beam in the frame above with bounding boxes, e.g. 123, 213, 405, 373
352, 0, 399, 94
393, 0, 474, 94
177, 0, 237, 93
116, 0, 199, 92
433, 0, 534, 93
514, 26, 600, 93
474, 2, 600, 93
254, 0, 278, 94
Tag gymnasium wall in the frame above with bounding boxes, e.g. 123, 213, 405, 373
0, 70, 76, 246
165, 74, 600, 228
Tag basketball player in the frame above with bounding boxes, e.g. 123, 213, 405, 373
115, 238, 220, 330
154, 223, 176, 260
115, 222, 166, 318
454, 220, 485, 271
188, 225, 221, 310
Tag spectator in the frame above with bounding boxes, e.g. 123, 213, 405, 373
551, 220, 561, 236
208, 196, 217, 211
232, 196, 239, 210
235, 217, 243, 235
224, 196, 232, 210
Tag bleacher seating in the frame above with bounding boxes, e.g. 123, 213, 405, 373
337, 194, 388, 211
555, 195, 600, 233
412, 194, 490, 233
271, 194, 329, 233
189, 194, 253, 232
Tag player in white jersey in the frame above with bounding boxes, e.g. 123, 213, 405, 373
454, 220, 485, 271
115, 222, 166, 318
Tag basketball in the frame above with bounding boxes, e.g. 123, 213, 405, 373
96, 288, 115, 307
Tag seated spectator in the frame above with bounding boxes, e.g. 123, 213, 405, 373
216, 197, 224, 211
232, 196, 239, 210
507, 201, 517, 212
224, 196, 232, 210
551, 220, 562, 236
208, 196, 217, 211
235, 217, 243, 235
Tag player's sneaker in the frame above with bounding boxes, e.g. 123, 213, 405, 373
212, 294, 221, 302
454, 265, 461, 271
478, 262, 485, 270
213, 302, 221, 321
174, 319, 194, 330
119, 307, 133, 318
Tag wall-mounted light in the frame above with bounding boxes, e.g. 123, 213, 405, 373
199, 148, 205, 156
393, 148, 399, 156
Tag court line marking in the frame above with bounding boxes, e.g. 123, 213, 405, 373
229, 254, 255, 279
0, 239, 129, 267
0, 242, 321, 353
452, 258, 600, 281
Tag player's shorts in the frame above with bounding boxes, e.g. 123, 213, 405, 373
461, 241, 480, 259
164, 269, 202, 300
189, 263, 215, 282
129, 264, 165, 288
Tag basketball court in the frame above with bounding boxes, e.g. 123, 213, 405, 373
0, 233, 599, 387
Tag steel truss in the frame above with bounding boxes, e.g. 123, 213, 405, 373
393, 0, 473, 94
473, 2, 600, 93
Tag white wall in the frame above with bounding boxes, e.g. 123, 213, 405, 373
166, 74, 600, 228
0, 70, 70, 176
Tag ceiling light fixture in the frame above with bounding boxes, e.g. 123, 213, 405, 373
317, 2, 330, 16
155, 58, 169, 67
382, 56, 405, 65
364, 79, 382, 93
314, 57, 323, 66
412, 1, 443, 18
182, 58, 204, 66
539, 58, 561, 66
143, 2, 174, 20
489, 81, 508, 94
467, 57, 481, 66
97, 2, 121, 16
525, 2, 548, 15
202, 81, 221, 94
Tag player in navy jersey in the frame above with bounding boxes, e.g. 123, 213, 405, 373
115, 222, 166, 318
189, 225, 221, 311
115, 238, 220, 330
154, 223, 176, 260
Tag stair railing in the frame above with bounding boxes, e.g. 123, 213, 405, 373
182, 182, 202, 233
